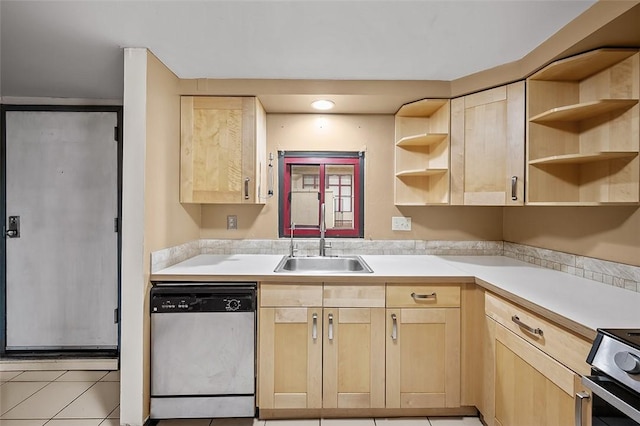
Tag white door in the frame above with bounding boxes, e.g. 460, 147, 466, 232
4, 110, 119, 350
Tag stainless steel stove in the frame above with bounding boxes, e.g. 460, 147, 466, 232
581, 329, 640, 425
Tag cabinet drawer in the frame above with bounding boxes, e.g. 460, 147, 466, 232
324, 283, 385, 307
386, 284, 461, 308
260, 283, 322, 307
485, 292, 591, 375
494, 321, 578, 405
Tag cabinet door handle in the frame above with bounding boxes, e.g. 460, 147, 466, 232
391, 313, 398, 341
411, 292, 436, 300
328, 313, 334, 341
244, 177, 250, 200
512, 315, 543, 336
511, 176, 518, 201
312, 313, 318, 341
575, 391, 590, 426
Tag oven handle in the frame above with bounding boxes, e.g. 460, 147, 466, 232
574, 391, 589, 426
582, 375, 640, 423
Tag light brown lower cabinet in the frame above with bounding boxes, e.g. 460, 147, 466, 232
493, 321, 580, 426
386, 283, 462, 409
386, 307, 461, 408
258, 306, 323, 409
479, 311, 592, 426
258, 283, 387, 411
259, 282, 597, 424
258, 283, 323, 410
259, 282, 469, 417
322, 307, 386, 409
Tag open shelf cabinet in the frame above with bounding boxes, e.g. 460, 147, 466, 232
526, 48, 640, 205
394, 99, 450, 205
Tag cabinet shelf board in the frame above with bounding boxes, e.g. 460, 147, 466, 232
529, 99, 638, 123
396, 99, 448, 117
396, 133, 448, 147
529, 151, 638, 165
529, 49, 638, 81
396, 168, 448, 177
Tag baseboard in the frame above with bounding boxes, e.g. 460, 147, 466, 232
0, 357, 118, 371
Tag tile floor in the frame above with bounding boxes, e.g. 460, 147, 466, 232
1, 371, 483, 426
0, 370, 119, 426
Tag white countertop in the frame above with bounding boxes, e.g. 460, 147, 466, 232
152, 254, 640, 338
440, 256, 640, 334
152, 254, 473, 279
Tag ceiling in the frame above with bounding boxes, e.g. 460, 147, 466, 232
0, 1, 598, 113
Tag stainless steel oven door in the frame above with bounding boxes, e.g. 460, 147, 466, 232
580, 375, 640, 425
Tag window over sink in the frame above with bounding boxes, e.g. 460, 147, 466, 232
279, 151, 364, 238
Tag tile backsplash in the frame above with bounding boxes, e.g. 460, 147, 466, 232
151, 239, 640, 293
503, 242, 640, 293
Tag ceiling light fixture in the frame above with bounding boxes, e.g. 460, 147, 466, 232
311, 100, 335, 111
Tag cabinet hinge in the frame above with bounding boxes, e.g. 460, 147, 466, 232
114, 218, 119, 233
114, 308, 119, 324
114, 126, 119, 142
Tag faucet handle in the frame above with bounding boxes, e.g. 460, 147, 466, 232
290, 222, 297, 257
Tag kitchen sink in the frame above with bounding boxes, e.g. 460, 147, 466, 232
274, 255, 373, 274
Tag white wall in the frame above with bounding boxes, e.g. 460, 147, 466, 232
121, 47, 147, 426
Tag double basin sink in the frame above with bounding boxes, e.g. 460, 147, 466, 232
274, 255, 373, 274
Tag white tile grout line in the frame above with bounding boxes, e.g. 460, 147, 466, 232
37, 377, 104, 424
105, 404, 120, 421
0, 372, 51, 417
9, 371, 120, 426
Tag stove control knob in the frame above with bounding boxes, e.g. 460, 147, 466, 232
614, 351, 640, 374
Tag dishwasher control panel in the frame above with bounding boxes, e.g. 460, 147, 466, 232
150, 284, 256, 313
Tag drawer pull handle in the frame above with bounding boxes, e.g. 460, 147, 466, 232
328, 313, 334, 341
391, 313, 398, 341
411, 292, 436, 300
312, 313, 318, 341
512, 315, 543, 336
244, 177, 250, 200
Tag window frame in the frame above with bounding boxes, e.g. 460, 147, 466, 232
278, 151, 364, 238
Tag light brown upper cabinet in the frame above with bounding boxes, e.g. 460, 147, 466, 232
526, 48, 639, 205
394, 99, 451, 205
180, 96, 267, 203
450, 82, 525, 205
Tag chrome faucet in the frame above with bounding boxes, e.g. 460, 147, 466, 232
290, 222, 298, 257
319, 203, 331, 256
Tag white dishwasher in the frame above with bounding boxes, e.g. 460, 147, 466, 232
150, 283, 256, 419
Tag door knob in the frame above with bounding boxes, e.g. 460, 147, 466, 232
5, 216, 20, 238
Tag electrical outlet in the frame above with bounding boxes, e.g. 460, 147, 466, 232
227, 215, 238, 230
391, 216, 411, 231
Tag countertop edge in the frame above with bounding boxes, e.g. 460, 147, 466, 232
150, 273, 475, 284
473, 277, 597, 341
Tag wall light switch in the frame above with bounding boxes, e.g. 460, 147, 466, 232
227, 215, 238, 230
392, 216, 411, 231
